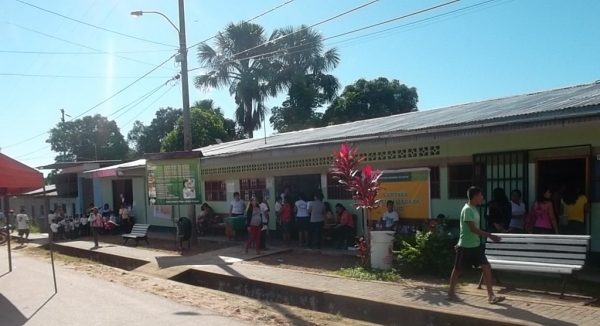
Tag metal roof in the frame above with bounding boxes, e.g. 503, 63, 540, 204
37, 160, 121, 170
84, 159, 146, 177
196, 81, 600, 158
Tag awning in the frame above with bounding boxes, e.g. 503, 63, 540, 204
0, 153, 45, 196
84, 159, 147, 178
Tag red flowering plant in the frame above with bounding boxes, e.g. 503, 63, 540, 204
331, 143, 383, 267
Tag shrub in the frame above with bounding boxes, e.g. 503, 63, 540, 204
333, 267, 401, 282
396, 231, 454, 276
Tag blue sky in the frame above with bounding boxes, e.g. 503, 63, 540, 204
1, 0, 599, 169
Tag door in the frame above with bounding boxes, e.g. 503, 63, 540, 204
473, 151, 529, 230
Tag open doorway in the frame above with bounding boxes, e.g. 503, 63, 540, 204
275, 174, 322, 202
537, 158, 587, 194
112, 179, 133, 212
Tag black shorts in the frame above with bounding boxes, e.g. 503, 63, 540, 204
296, 217, 309, 232
18, 229, 30, 237
454, 246, 489, 271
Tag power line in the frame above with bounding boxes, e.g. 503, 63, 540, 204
4, 54, 176, 151
231, 0, 380, 59
0, 20, 178, 71
188, 0, 460, 73
186, 0, 296, 50
0, 72, 173, 79
15, 0, 175, 48
326, 0, 506, 49
0, 49, 175, 55
120, 84, 178, 127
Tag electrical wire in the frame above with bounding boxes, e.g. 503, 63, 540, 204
186, 0, 296, 50
188, 0, 460, 73
109, 83, 169, 119
230, 0, 380, 59
15, 0, 175, 48
4, 54, 176, 151
0, 20, 178, 71
0, 49, 175, 55
326, 0, 508, 49
120, 83, 178, 127
0, 72, 173, 79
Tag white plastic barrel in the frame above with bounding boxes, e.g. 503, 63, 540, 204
370, 231, 395, 270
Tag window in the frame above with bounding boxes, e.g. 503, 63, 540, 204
327, 173, 353, 200
429, 166, 441, 199
204, 181, 226, 202
239, 179, 266, 201
40, 205, 45, 217
448, 163, 474, 199
593, 159, 600, 202
31, 205, 35, 218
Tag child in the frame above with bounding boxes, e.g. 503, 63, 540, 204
79, 214, 89, 237
50, 219, 59, 242
73, 214, 81, 239
279, 195, 292, 248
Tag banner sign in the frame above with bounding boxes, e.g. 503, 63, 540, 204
146, 159, 201, 205
371, 168, 431, 220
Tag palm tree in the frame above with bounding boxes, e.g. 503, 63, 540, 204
194, 22, 277, 138
271, 25, 341, 106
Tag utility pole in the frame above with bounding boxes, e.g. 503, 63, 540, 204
178, 0, 192, 152
177, 0, 196, 244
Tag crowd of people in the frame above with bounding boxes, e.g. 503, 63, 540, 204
485, 184, 589, 235
46, 203, 135, 247
196, 186, 356, 252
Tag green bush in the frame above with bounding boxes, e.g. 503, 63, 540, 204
396, 231, 454, 276
333, 267, 401, 282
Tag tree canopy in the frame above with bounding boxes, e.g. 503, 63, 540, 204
47, 114, 129, 162
127, 107, 182, 158
161, 106, 229, 152
323, 78, 418, 125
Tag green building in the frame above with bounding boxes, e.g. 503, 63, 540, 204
86, 81, 600, 254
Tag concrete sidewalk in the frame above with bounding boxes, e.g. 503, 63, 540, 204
49, 240, 600, 326
0, 249, 245, 326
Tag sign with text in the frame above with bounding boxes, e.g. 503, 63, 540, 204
146, 159, 201, 205
371, 168, 431, 220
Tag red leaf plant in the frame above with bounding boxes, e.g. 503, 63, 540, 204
331, 143, 383, 267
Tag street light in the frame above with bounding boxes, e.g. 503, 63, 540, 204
130, 1, 192, 152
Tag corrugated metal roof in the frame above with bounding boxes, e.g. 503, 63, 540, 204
84, 159, 146, 176
196, 81, 600, 158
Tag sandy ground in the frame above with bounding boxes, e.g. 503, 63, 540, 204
18, 246, 378, 326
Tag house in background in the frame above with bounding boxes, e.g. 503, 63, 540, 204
37, 160, 121, 216
8, 185, 77, 221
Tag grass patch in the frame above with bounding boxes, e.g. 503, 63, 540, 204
29, 224, 41, 233
333, 267, 401, 282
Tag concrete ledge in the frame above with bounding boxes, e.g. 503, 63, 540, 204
171, 268, 525, 326
50, 243, 149, 271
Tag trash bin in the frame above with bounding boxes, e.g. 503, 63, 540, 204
370, 231, 395, 270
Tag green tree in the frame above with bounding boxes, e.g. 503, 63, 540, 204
269, 25, 340, 133
192, 100, 246, 141
194, 22, 277, 138
161, 107, 229, 152
323, 78, 418, 125
47, 114, 129, 162
127, 107, 182, 157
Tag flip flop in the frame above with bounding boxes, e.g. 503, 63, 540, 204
489, 296, 506, 304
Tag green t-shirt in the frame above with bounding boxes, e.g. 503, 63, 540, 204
458, 203, 480, 248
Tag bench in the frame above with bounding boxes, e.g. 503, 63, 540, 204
206, 214, 226, 235
479, 233, 591, 298
122, 224, 150, 246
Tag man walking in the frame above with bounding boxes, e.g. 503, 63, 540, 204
16, 208, 30, 245
447, 186, 505, 304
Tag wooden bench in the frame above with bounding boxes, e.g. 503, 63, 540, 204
122, 224, 150, 246
479, 233, 591, 298
206, 214, 226, 235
